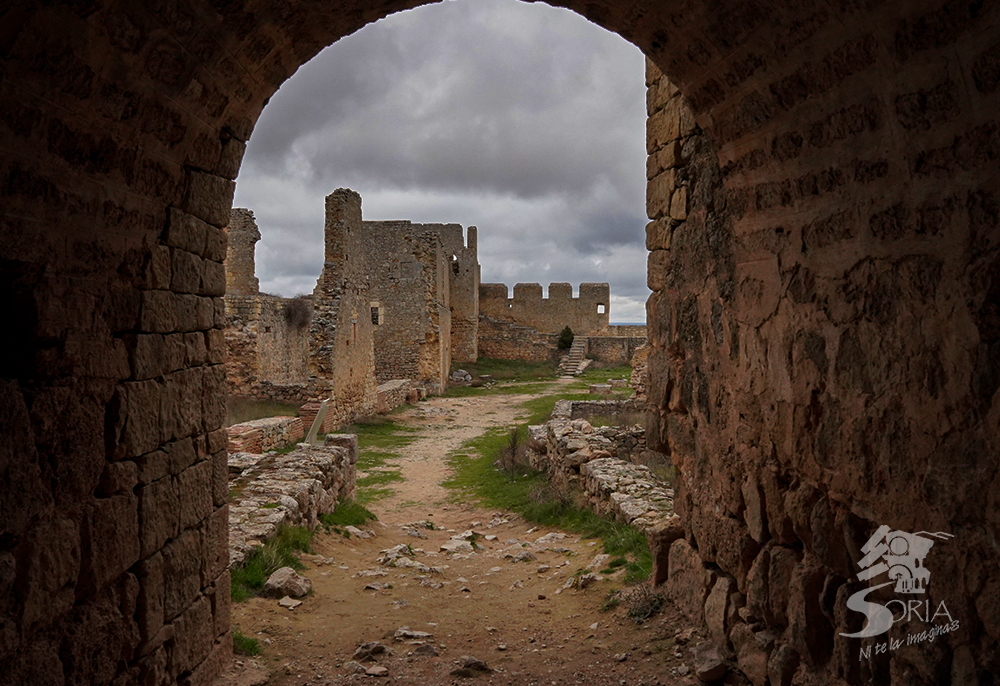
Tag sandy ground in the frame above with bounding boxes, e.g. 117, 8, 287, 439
222, 382, 704, 686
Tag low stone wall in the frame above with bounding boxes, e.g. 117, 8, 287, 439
601, 324, 647, 337
529, 400, 675, 536
227, 416, 304, 454
227, 435, 358, 566
376, 379, 418, 414
568, 399, 645, 419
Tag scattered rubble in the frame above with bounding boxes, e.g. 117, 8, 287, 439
264, 567, 312, 598
277, 596, 302, 609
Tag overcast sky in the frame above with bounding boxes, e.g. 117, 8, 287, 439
233, 0, 649, 323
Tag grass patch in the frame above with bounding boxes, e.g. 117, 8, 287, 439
227, 397, 300, 426
444, 388, 653, 583
624, 585, 666, 623
356, 450, 398, 471
600, 590, 621, 612
452, 357, 558, 381
319, 500, 377, 528
357, 487, 395, 505
440, 380, 556, 399
233, 628, 261, 656
344, 416, 420, 451
357, 469, 404, 488
230, 524, 313, 601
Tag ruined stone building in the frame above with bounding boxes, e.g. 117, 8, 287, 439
223, 193, 378, 429
361, 220, 479, 392
480, 281, 610, 334
223, 197, 480, 402
1, 1, 998, 685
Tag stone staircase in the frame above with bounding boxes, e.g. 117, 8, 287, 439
559, 337, 590, 376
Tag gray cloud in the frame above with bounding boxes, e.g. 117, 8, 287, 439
235, 0, 650, 323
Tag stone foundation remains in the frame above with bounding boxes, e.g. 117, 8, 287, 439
227, 436, 357, 566
529, 400, 675, 535
226, 416, 304, 454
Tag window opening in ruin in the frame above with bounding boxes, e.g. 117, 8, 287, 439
597, 304, 605, 314
371, 306, 381, 325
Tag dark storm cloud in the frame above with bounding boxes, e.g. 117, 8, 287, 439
235, 0, 650, 322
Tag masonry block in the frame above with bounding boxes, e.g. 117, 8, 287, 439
182, 171, 236, 228
139, 477, 179, 559
87, 494, 140, 591
115, 379, 162, 458
140, 290, 178, 333
165, 208, 210, 256
162, 528, 202, 622
201, 505, 228, 587
135, 552, 165, 645
177, 460, 213, 530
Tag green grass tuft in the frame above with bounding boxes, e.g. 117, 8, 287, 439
357, 469, 404, 487
452, 357, 558, 381
319, 500, 377, 528
230, 524, 313, 601
233, 628, 261, 656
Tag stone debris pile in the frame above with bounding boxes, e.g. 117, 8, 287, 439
227, 435, 357, 566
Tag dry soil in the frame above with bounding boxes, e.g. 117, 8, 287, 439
221, 382, 703, 686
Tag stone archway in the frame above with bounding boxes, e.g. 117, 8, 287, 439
1, 1, 997, 684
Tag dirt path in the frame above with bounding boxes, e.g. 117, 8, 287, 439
224, 384, 702, 686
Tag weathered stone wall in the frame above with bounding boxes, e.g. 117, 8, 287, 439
224, 293, 312, 399
480, 282, 610, 334
478, 316, 645, 366
441, 225, 480, 363
227, 438, 356, 566
529, 401, 674, 533
603, 324, 647, 336
225, 208, 261, 296
586, 336, 647, 365
376, 379, 418, 414
226, 416, 304, 454
644, 19, 1000, 680
629, 344, 649, 401
1, 1, 998, 685
362, 220, 478, 390
477, 315, 560, 363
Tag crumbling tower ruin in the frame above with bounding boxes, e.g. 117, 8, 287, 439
225, 209, 261, 295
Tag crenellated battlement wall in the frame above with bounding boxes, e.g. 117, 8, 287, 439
479, 281, 610, 335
